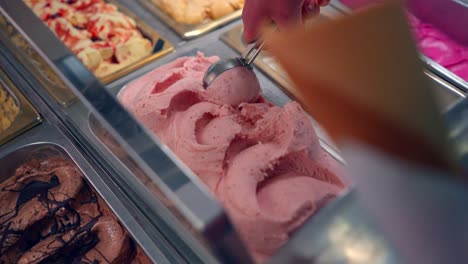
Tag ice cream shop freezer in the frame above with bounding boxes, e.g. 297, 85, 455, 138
0, 0, 467, 263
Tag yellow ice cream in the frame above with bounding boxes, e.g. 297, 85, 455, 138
24, 0, 153, 79
0, 87, 19, 133
153, 0, 244, 24
95, 37, 152, 77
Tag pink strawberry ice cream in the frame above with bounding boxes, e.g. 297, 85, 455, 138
206, 66, 261, 105
340, 0, 468, 81
119, 53, 345, 262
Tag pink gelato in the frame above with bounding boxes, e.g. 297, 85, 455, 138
408, 15, 468, 81
119, 52, 345, 262
207, 66, 261, 105
340, 0, 468, 81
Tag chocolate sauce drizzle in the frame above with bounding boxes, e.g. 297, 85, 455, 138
0, 159, 131, 264
0, 174, 62, 254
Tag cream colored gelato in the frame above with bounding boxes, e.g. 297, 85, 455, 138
25, 0, 153, 78
0, 87, 19, 133
153, 0, 244, 24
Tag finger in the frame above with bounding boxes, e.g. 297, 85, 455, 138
302, 1, 320, 21
242, 0, 267, 43
316, 0, 331, 6
270, 0, 303, 30
257, 22, 277, 50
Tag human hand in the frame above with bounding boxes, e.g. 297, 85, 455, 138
242, 0, 330, 43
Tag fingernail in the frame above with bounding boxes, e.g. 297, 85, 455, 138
305, 3, 320, 15
316, 0, 330, 6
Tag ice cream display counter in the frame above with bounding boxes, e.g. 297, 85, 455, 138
0, 0, 466, 263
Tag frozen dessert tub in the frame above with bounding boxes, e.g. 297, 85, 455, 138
137, 0, 243, 39
89, 102, 398, 264
0, 142, 152, 262
330, 0, 468, 93
109, 46, 349, 263
0, 40, 174, 262
97, 1, 174, 84
5, 0, 173, 94
0, 66, 41, 146
115, 47, 343, 163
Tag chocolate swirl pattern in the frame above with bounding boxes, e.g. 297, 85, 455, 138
0, 156, 150, 264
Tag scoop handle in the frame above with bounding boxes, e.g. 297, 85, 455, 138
241, 25, 278, 65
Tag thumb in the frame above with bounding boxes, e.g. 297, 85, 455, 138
242, 0, 267, 43
270, 0, 303, 29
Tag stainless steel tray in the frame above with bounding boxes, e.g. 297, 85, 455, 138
270, 190, 400, 264
0, 66, 41, 146
4, 0, 173, 100
330, 0, 468, 93
0, 44, 175, 263
422, 54, 468, 93
105, 44, 349, 262
426, 71, 465, 110
0, 121, 171, 263
443, 98, 468, 170
0, 12, 76, 107
0, 142, 153, 263
137, 0, 242, 39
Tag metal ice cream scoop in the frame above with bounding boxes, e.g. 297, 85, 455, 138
202, 37, 267, 89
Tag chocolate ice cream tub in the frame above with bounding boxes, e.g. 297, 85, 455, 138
137, 0, 243, 39
0, 66, 41, 146
0, 142, 159, 263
